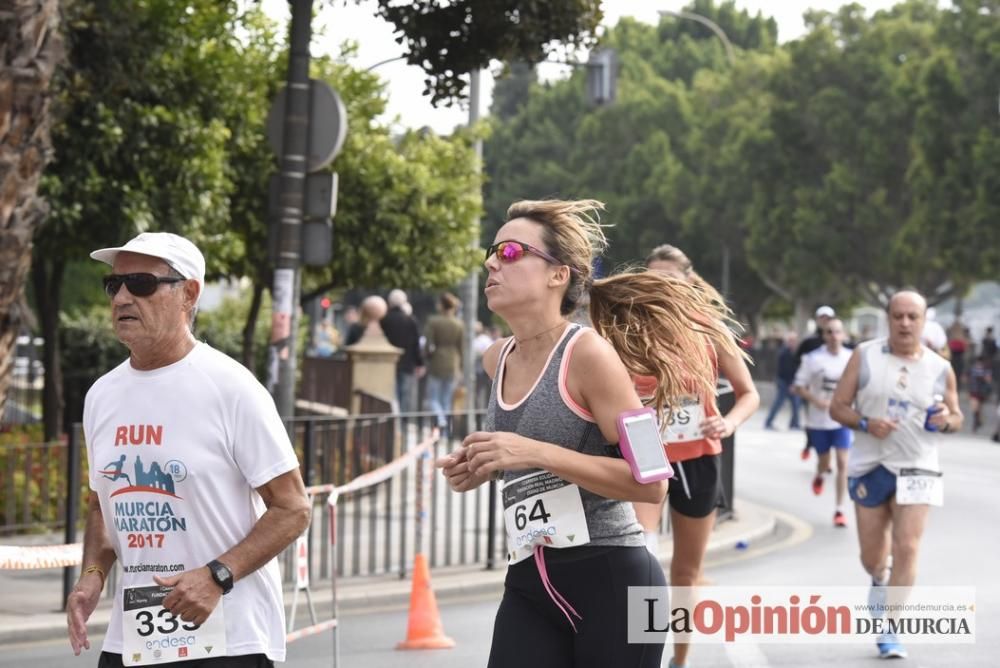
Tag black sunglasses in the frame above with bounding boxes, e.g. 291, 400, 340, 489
103, 273, 185, 298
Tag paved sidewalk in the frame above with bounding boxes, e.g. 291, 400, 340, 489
0, 495, 777, 647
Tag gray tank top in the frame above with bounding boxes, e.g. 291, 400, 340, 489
486, 324, 644, 548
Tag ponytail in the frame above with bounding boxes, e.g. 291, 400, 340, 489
588, 270, 747, 418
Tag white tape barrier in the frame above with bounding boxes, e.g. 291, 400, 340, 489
307, 429, 437, 502
0, 542, 83, 570
286, 618, 338, 643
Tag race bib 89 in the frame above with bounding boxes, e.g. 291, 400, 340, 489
662, 397, 705, 444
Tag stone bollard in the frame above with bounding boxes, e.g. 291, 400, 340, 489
344, 322, 402, 414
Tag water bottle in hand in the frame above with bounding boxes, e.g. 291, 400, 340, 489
924, 394, 944, 432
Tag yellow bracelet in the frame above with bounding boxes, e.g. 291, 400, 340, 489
83, 565, 106, 586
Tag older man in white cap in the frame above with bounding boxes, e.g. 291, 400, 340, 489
793, 305, 838, 460
66, 232, 310, 668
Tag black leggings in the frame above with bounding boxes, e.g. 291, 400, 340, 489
487, 545, 666, 668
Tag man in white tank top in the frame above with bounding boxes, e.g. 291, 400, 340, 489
831, 291, 962, 660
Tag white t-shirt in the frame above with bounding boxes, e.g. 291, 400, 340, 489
83, 343, 300, 662
849, 338, 949, 477
794, 346, 853, 430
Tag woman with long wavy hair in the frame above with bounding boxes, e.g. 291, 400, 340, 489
437, 200, 745, 667
625, 243, 760, 668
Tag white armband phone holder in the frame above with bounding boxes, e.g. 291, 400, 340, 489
617, 407, 674, 484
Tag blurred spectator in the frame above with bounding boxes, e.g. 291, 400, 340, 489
984, 326, 999, 403
346, 296, 387, 346
764, 331, 802, 430
473, 321, 496, 408
425, 293, 464, 428
314, 321, 340, 357
968, 354, 993, 432
381, 289, 425, 413
947, 322, 969, 389
340, 305, 360, 344
981, 326, 997, 362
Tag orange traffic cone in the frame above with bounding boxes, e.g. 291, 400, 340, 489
396, 553, 456, 650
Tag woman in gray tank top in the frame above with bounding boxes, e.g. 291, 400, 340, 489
437, 199, 745, 668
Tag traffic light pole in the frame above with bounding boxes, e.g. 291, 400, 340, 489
269, 0, 312, 421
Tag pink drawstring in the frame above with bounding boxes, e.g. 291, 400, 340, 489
533, 545, 582, 632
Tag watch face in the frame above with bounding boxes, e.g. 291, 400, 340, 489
210, 561, 232, 591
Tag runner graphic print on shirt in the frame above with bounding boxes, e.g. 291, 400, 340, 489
103, 424, 189, 547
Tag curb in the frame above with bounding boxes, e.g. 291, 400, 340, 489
704, 500, 780, 559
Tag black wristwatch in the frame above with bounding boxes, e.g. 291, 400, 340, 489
858, 417, 869, 433
207, 559, 234, 595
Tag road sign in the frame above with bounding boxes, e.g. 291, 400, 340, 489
266, 79, 348, 172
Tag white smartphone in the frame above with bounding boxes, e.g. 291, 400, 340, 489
618, 409, 674, 483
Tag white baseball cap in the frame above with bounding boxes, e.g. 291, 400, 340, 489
815, 305, 836, 319
90, 232, 205, 300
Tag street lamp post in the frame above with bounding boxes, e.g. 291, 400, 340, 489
659, 9, 735, 300
658, 10, 735, 65
660, 8, 740, 522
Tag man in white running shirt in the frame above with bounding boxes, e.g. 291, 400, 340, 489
793, 318, 853, 527
66, 233, 311, 668
831, 290, 962, 660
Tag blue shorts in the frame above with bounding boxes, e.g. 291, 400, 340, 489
848, 465, 896, 508
806, 427, 853, 454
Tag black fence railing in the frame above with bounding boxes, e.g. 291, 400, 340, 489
0, 430, 86, 536
3, 397, 742, 609
279, 409, 505, 584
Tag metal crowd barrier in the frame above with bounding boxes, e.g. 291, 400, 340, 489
285, 428, 439, 665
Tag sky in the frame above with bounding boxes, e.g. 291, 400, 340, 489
261, 0, 903, 134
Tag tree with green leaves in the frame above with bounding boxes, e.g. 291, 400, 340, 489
484, 3, 777, 319
373, 0, 603, 104
743, 0, 998, 311
28, 3, 487, 436
0, 0, 610, 424
31, 0, 257, 437
485, 0, 999, 333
